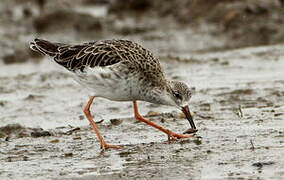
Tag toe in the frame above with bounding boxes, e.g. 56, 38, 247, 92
170, 132, 194, 139
103, 144, 122, 150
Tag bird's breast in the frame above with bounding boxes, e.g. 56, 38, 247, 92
72, 66, 145, 101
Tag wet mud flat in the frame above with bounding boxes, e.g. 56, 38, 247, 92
1, 45, 284, 179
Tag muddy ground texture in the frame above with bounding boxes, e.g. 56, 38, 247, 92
1, 0, 284, 179
1, 45, 284, 179
1, 0, 284, 64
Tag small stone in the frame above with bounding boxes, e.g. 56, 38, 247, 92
252, 161, 275, 168
110, 119, 123, 126
146, 111, 160, 117
49, 139, 59, 143
31, 131, 51, 138
193, 139, 202, 145
64, 153, 73, 157
73, 136, 82, 140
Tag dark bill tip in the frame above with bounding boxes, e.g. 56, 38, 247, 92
182, 105, 197, 130
183, 128, 198, 134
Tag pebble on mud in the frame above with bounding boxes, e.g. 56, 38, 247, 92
49, 139, 60, 143
24, 94, 44, 101
73, 136, 82, 140
65, 127, 80, 135
274, 113, 284, 117
64, 153, 73, 157
193, 139, 202, 145
206, 150, 212, 154
118, 151, 136, 157
110, 119, 123, 126
252, 161, 275, 168
146, 111, 160, 117
31, 131, 51, 138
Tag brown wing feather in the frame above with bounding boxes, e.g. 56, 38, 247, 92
30, 39, 166, 86
31, 39, 123, 71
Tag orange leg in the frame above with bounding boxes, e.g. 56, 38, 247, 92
133, 101, 193, 140
83, 96, 121, 150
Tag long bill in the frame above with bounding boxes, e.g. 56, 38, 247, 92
182, 105, 196, 130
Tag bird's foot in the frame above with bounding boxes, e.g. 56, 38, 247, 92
101, 143, 122, 150
167, 131, 194, 141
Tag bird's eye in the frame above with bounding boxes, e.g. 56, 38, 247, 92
173, 91, 182, 100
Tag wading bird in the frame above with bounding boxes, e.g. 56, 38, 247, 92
30, 38, 197, 150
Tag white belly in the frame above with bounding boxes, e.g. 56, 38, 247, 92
72, 66, 140, 101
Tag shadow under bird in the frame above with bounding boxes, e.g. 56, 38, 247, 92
30, 38, 197, 150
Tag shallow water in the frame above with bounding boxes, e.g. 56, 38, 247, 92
0, 44, 284, 179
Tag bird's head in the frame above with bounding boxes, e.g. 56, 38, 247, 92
151, 80, 197, 130
166, 80, 192, 108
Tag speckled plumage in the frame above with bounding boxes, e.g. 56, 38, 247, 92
30, 39, 173, 103
30, 39, 166, 88
30, 38, 197, 149
30, 38, 193, 108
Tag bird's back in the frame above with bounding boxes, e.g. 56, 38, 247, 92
30, 39, 166, 86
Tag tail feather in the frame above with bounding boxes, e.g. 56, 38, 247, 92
29, 38, 60, 57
